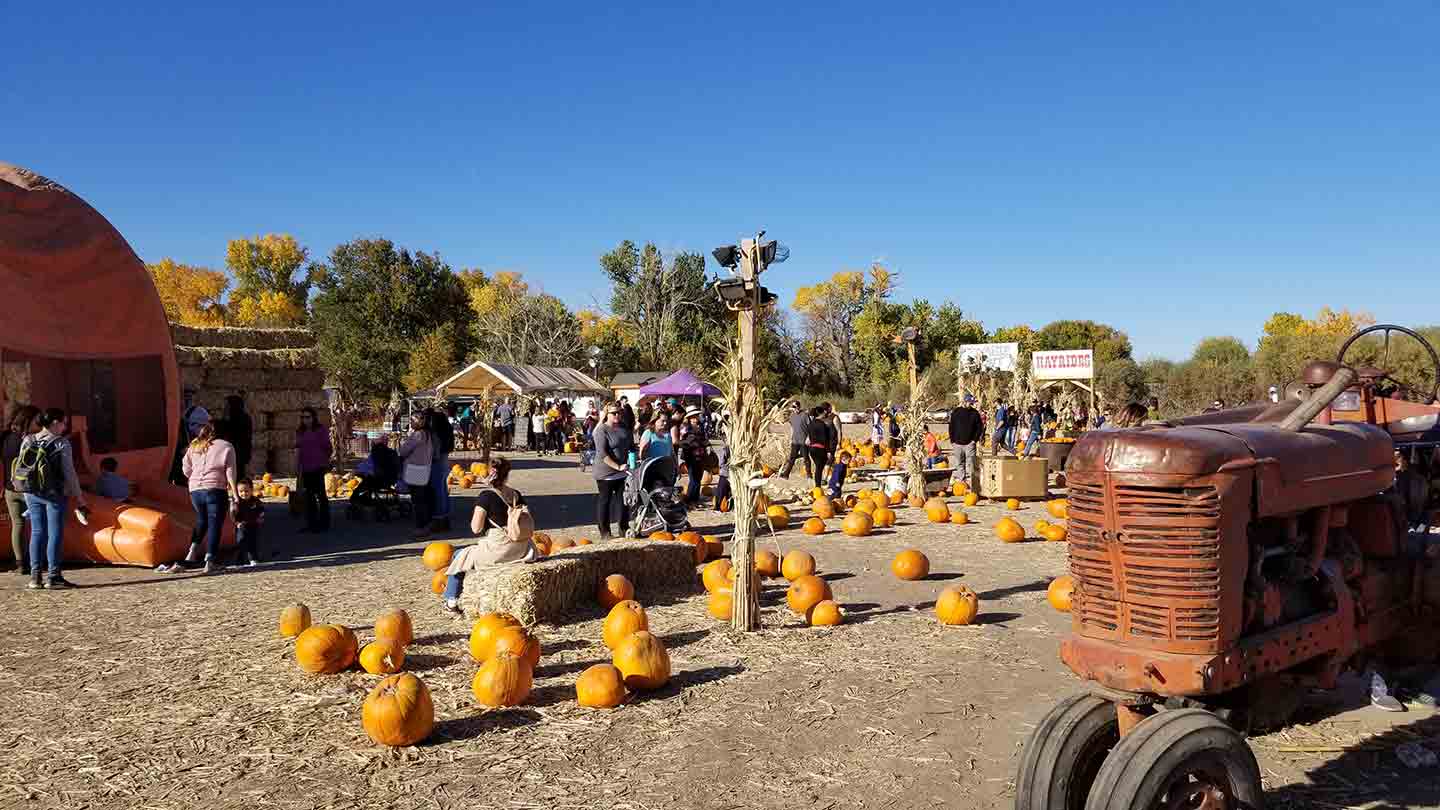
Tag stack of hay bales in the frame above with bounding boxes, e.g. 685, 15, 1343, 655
171, 325, 327, 477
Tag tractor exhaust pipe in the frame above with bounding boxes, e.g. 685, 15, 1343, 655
1278, 366, 1358, 431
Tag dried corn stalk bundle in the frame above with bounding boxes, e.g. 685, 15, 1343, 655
903, 369, 940, 499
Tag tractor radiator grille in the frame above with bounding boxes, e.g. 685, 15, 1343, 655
1069, 481, 1223, 650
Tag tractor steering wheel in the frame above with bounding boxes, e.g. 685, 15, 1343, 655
1336, 324, 1440, 405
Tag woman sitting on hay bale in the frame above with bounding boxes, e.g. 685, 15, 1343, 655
441, 457, 535, 613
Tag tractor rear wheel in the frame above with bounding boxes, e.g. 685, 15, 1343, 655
1015, 693, 1120, 810
1084, 708, 1262, 810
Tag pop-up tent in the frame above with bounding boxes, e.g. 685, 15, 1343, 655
639, 369, 722, 398
433, 360, 607, 397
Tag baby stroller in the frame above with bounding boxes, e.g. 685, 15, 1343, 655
625, 456, 691, 538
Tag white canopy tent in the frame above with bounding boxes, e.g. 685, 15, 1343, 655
432, 360, 607, 398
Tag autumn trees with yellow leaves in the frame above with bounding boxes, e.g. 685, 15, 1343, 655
146, 234, 312, 328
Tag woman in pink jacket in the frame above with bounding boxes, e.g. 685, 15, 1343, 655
161, 422, 237, 574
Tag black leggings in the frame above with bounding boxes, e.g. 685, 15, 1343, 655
596, 477, 629, 536
808, 447, 829, 488
300, 470, 329, 531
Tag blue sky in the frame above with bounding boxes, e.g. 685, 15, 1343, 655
7, 2, 1438, 360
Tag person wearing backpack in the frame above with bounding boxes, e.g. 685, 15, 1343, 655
440, 457, 533, 612
2, 404, 40, 575
15, 408, 87, 589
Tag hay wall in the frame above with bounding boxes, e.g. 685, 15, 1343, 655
458, 540, 698, 626
171, 325, 327, 477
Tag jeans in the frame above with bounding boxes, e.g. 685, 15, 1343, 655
951, 442, 977, 488
444, 571, 465, 601
236, 523, 262, 560
429, 456, 450, 519
1025, 429, 1042, 457
24, 493, 65, 577
596, 477, 629, 537
686, 464, 703, 503
300, 469, 330, 531
190, 488, 229, 561
992, 429, 1012, 455
808, 447, 829, 488
5, 488, 28, 569
410, 484, 433, 529
781, 443, 810, 478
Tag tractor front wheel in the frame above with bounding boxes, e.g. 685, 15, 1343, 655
1015, 693, 1120, 810
1084, 708, 1262, 810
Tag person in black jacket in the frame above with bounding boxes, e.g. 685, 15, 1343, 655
803, 406, 832, 489
223, 395, 254, 479
947, 394, 983, 490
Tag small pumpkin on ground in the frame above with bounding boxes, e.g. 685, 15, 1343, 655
429, 570, 448, 594
924, 498, 951, 524
950, 511, 969, 525
278, 603, 312, 638
891, 549, 931, 581
598, 574, 635, 610
908, 493, 927, 509
676, 532, 707, 564
935, 586, 981, 626
813, 496, 837, 519
854, 499, 877, 516
374, 609, 414, 647
994, 517, 1026, 543
422, 541, 454, 571
808, 599, 844, 626
963, 492, 979, 507
951, 481, 969, 497
649, 530, 675, 542
888, 490, 905, 506
602, 600, 649, 650
1005, 498, 1020, 510
295, 624, 359, 674
872, 505, 897, 527
1048, 575, 1075, 612
754, 550, 781, 578
472, 651, 533, 707
786, 574, 833, 615
362, 673, 434, 746
781, 550, 816, 581
469, 612, 524, 662
702, 559, 733, 592
360, 640, 406, 674
1047, 498, 1069, 520
707, 587, 733, 620
766, 504, 791, 530
612, 630, 671, 690
1040, 523, 1068, 542
842, 512, 874, 537
802, 517, 826, 535
575, 663, 628, 708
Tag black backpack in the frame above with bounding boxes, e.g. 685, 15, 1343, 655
11, 435, 62, 496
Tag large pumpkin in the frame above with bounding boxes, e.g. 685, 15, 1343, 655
295, 624, 359, 674
597, 574, 635, 610
812, 497, 837, 519
935, 586, 981, 626
612, 630, 672, 690
374, 609, 414, 647
766, 504, 791, 531
853, 499, 877, 517
575, 663, 627, 708
963, 492, 979, 507
786, 574, 833, 615
360, 640, 406, 674
707, 587, 733, 620
702, 559, 733, 593
362, 673, 434, 746
924, 498, 951, 524
754, 550, 781, 578
472, 651, 533, 707
994, 517, 1026, 543
841, 512, 874, 537
808, 599, 843, 626
278, 604, 312, 638
676, 532, 708, 564
781, 550, 816, 581
891, 549, 931, 581
469, 612, 524, 662
1047, 499, 1069, 520
802, 517, 826, 535
1040, 523, 1068, 542
491, 626, 542, 669
602, 600, 650, 650
872, 505, 897, 528
1048, 575, 1075, 612
950, 511, 970, 525
422, 542, 454, 571
429, 570, 448, 594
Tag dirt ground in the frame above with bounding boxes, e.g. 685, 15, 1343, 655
3, 446, 1439, 810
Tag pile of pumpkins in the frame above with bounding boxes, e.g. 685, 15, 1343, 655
254, 473, 291, 499
646, 529, 724, 564
448, 462, 491, 490
279, 603, 434, 747
323, 472, 362, 499
700, 547, 842, 626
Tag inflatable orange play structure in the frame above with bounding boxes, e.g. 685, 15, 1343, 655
0, 162, 232, 566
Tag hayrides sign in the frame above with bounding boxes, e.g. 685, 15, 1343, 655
1032, 349, 1094, 381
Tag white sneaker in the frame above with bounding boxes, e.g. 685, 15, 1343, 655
444, 598, 462, 614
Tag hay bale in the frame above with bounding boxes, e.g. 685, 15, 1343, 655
201, 367, 326, 392
170, 324, 316, 350
174, 346, 319, 371
245, 389, 326, 412
458, 540, 697, 626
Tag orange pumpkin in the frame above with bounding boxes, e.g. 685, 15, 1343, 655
856, 487, 875, 503
842, 512, 874, 537
891, 549, 931, 581
374, 609, 414, 647
935, 586, 981, 626
786, 574, 833, 615
612, 630, 671, 690
1005, 498, 1021, 510
703, 534, 725, 559
430, 570, 448, 594
702, 559, 733, 592
649, 530, 675, 542
602, 600, 649, 650
854, 499, 877, 516
924, 499, 951, 524
802, 517, 826, 535
950, 510, 970, 525
489, 625, 541, 669
872, 505, 897, 527
472, 651, 533, 707
812, 497, 837, 519
532, 532, 553, 555
468, 612, 523, 662
963, 492, 979, 507
360, 640, 406, 674
422, 542, 454, 571
677, 532, 708, 564
707, 587, 733, 620
908, 493, 927, 509
459, 475, 475, 489
1048, 575, 1075, 612
1047, 499, 1069, 520
576, 537, 593, 546
994, 517, 1026, 543
1040, 523, 1068, 542
781, 550, 816, 581
810, 486, 825, 500
888, 490, 904, 505
754, 550, 781, 578
951, 481, 969, 497
575, 663, 627, 708
598, 574, 635, 610
549, 536, 576, 552
717, 497, 731, 513
278, 603, 312, 638
766, 504, 791, 530
295, 624, 358, 674
362, 673, 434, 746
808, 599, 844, 626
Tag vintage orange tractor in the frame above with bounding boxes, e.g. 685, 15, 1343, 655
1016, 324, 1440, 809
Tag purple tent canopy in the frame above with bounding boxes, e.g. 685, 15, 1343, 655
638, 369, 722, 398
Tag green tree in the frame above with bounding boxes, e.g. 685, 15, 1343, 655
1095, 358, 1149, 410
1254, 308, 1373, 390
310, 239, 471, 403
225, 234, 312, 325
1191, 336, 1251, 367
792, 264, 893, 393
600, 241, 724, 371
1036, 319, 1133, 363
403, 322, 466, 393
